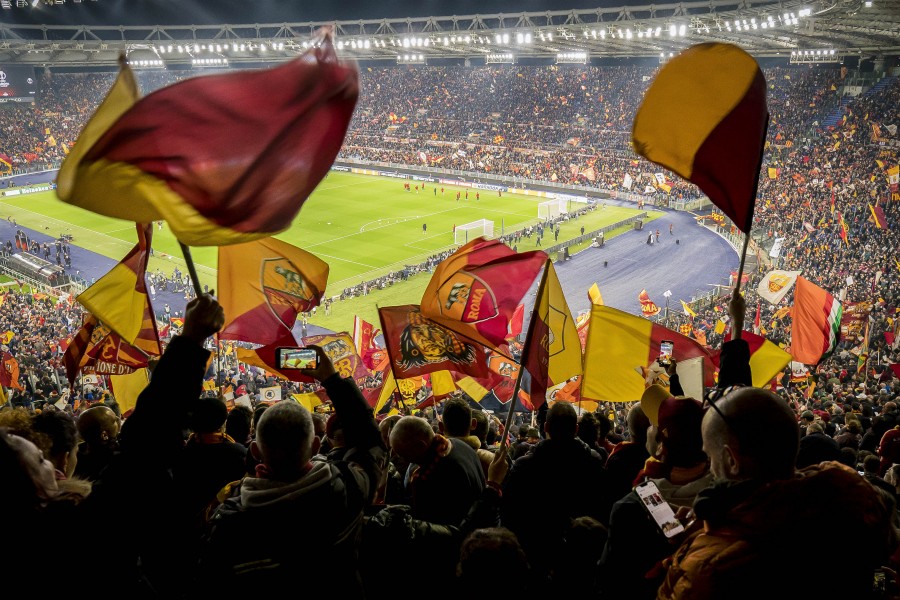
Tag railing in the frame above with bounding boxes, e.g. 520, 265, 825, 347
543, 212, 648, 260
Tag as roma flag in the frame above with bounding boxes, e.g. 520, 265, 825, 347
420, 237, 546, 352
633, 43, 768, 233
0, 352, 23, 390
638, 289, 661, 317
379, 305, 490, 380
302, 332, 370, 385
218, 237, 328, 346
56, 28, 358, 246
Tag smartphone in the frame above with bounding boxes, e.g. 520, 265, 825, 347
658, 340, 675, 366
635, 480, 685, 538
276, 347, 317, 370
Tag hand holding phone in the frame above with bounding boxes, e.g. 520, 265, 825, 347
635, 480, 685, 539
658, 340, 674, 367
276, 347, 318, 370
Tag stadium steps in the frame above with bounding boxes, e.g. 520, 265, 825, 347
822, 75, 897, 128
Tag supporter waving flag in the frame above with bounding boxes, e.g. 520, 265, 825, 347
56, 28, 358, 246
633, 43, 768, 233
420, 237, 546, 353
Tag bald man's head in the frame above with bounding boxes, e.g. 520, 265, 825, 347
702, 387, 799, 482
76, 406, 120, 448
389, 416, 435, 464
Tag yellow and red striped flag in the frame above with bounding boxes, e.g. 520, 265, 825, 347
218, 237, 328, 346
837, 212, 849, 245
76, 223, 160, 358
869, 203, 888, 229
56, 30, 358, 246
638, 289, 661, 317
521, 261, 583, 409
582, 305, 715, 402
633, 43, 768, 233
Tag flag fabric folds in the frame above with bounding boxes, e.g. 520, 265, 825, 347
756, 270, 801, 306
63, 314, 151, 383
710, 331, 792, 388
632, 43, 768, 233
379, 305, 490, 380
582, 305, 714, 402
521, 261, 583, 410
218, 237, 328, 346
588, 283, 604, 305
420, 237, 546, 352
681, 300, 697, 318
76, 223, 161, 357
791, 277, 842, 365
638, 289, 661, 317
353, 316, 377, 357
56, 30, 359, 246
869, 204, 888, 229
109, 368, 150, 416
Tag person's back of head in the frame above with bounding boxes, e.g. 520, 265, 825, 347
389, 416, 435, 464
863, 454, 881, 476
76, 405, 120, 449
441, 397, 473, 438
577, 413, 600, 448
545, 402, 578, 440
838, 447, 859, 469
626, 403, 651, 445
457, 528, 530, 598
188, 396, 229, 435
703, 387, 799, 482
379, 414, 402, 450
642, 386, 706, 467
253, 401, 317, 481
31, 409, 79, 477
225, 406, 252, 445
471, 410, 489, 445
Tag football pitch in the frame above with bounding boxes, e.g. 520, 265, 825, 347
0, 171, 653, 330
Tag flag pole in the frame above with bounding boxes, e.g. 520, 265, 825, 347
178, 242, 204, 296
502, 259, 551, 450
733, 116, 770, 297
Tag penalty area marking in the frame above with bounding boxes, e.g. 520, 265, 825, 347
360, 216, 421, 232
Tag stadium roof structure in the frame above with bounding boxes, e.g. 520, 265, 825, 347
0, 0, 897, 67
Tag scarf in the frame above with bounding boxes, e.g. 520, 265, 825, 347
188, 431, 236, 445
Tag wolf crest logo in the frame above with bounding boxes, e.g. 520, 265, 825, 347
437, 272, 499, 324
261, 258, 318, 330
767, 273, 791, 293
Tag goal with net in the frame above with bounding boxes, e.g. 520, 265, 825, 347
454, 219, 494, 245
538, 199, 568, 220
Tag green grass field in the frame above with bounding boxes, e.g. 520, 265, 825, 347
0, 172, 655, 330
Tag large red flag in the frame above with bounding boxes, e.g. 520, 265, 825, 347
633, 43, 768, 232
57, 28, 358, 246
420, 237, 545, 353
379, 305, 490, 380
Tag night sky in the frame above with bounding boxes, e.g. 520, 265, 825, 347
5, 0, 626, 26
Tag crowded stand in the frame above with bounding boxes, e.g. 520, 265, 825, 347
2, 51, 900, 599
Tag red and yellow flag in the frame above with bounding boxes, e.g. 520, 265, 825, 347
378, 305, 490, 380
709, 331, 791, 388
420, 237, 546, 352
218, 237, 328, 346
638, 289, 661, 317
837, 212, 849, 245
63, 314, 152, 383
301, 332, 370, 385
582, 305, 715, 402
633, 43, 768, 233
56, 30, 358, 246
522, 261, 583, 409
76, 223, 160, 357
869, 204, 888, 229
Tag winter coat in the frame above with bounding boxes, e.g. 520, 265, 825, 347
657, 462, 897, 599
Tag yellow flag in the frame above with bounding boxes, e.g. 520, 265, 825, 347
681, 300, 697, 318
588, 283, 604, 305
430, 370, 457, 397
715, 319, 727, 334
293, 392, 323, 412
109, 368, 150, 415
